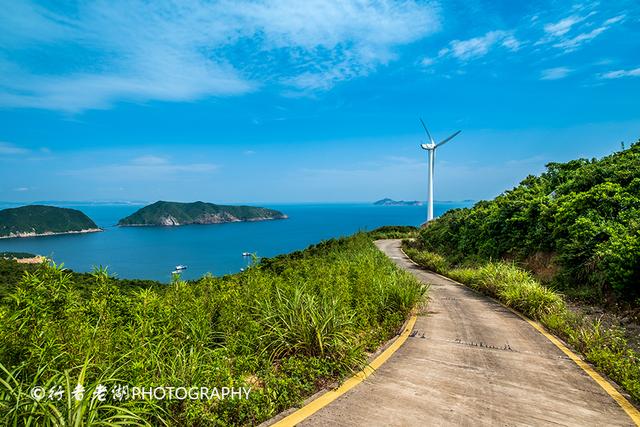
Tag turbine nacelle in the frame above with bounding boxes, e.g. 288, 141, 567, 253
419, 118, 461, 150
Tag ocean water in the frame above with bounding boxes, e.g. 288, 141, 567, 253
0, 202, 472, 282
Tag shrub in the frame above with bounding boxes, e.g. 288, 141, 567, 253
415, 141, 640, 302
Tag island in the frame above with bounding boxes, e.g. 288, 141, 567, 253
0, 205, 102, 239
374, 198, 424, 206
117, 201, 288, 226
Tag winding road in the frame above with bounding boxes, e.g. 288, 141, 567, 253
299, 239, 636, 426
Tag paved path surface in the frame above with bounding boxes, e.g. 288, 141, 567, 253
301, 239, 634, 426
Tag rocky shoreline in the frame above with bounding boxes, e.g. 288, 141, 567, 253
119, 214, 288, 227
0, 228, 103, 239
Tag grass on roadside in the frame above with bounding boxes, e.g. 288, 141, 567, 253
402, 243, 640, 403
367, 226, 418, 240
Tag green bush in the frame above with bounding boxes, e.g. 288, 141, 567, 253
415, 141, 640, 302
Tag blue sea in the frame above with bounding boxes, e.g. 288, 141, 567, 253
0, 202, 472, 282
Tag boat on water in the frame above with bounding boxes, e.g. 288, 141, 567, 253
175, 265, 187, 270
242, 252, 251, 257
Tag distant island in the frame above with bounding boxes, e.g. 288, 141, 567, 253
0, 205, 101, 239
117, 201, 288, 226
374, 198, 424, 206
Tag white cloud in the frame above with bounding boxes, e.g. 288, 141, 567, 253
501, 35, 521, 51
543, 15, 587, 37
420, 57, 435, 67
236, 0, 439, 50
0, 142, 29, 155
0, 0, 441, 111
446, 30, 520, 61
600, 67, 640, 79
61, 155, 218, 181
132, 155, 170, 166
538, 13, 626, 52
603, 15, 625, 26
553, 26, 608, 50
540, 66, 573, 80
285, 61, 371, 91
13, 187, 30, 192
0, 52, 253, 113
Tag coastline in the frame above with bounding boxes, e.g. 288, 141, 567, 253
0, 228, 103, 239
118, 215, 288, 227
15, 255, 48, 264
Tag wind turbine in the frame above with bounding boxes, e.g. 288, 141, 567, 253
419, 119, 461, 223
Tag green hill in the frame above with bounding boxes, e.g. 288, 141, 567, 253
0, 205, 100, 238
374, 198, 423, 206
118, 200, 287, 226
414, 140, 640, 302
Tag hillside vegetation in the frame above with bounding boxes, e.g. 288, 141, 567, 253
0, 258, 163, 301
0, 234, 424, 425
118, 201, 287, 226
0, 205, 100, 238
413, 141, 640, 303
373, 198, 423, 206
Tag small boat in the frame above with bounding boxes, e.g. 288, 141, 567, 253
171, 270, 181, 275
175, 265, 187, 270
240, 268, 245, 272
242, 252, 251, 257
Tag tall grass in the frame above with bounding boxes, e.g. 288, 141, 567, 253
0, 234, 425, 425
0, 358, 161, 426
402, 247, 450, 275
402, 242, 640, 402
258, 287, 360, 366
447, 263, 565, 320
366, 226, 418, 240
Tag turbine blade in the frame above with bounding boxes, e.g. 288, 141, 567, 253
436, 130, 461, 148
420, 118, 435, 143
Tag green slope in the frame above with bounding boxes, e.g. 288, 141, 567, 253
0, 234, 424, 425
118, 200, 287, 226
415, 140, 640, 302
0, 205, 99, 238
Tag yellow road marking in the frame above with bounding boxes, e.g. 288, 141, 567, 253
515, 312, 640, 426
400, 246, 640, 426
271, 315, 417, 427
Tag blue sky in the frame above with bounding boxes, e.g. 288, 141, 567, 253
0, 0, 638, 203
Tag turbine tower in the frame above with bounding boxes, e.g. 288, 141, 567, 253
419, 119, 461, 223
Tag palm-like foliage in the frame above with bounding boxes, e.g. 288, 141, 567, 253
0, 234, 424, 425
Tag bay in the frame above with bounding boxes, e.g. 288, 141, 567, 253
0, 202, 472, 282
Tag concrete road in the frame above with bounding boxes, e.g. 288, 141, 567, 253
300, 239, 634, 426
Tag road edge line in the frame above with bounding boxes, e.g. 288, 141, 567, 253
515, 310, 640, 425
270, 315, 418, 427
399, 245, 640, 426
